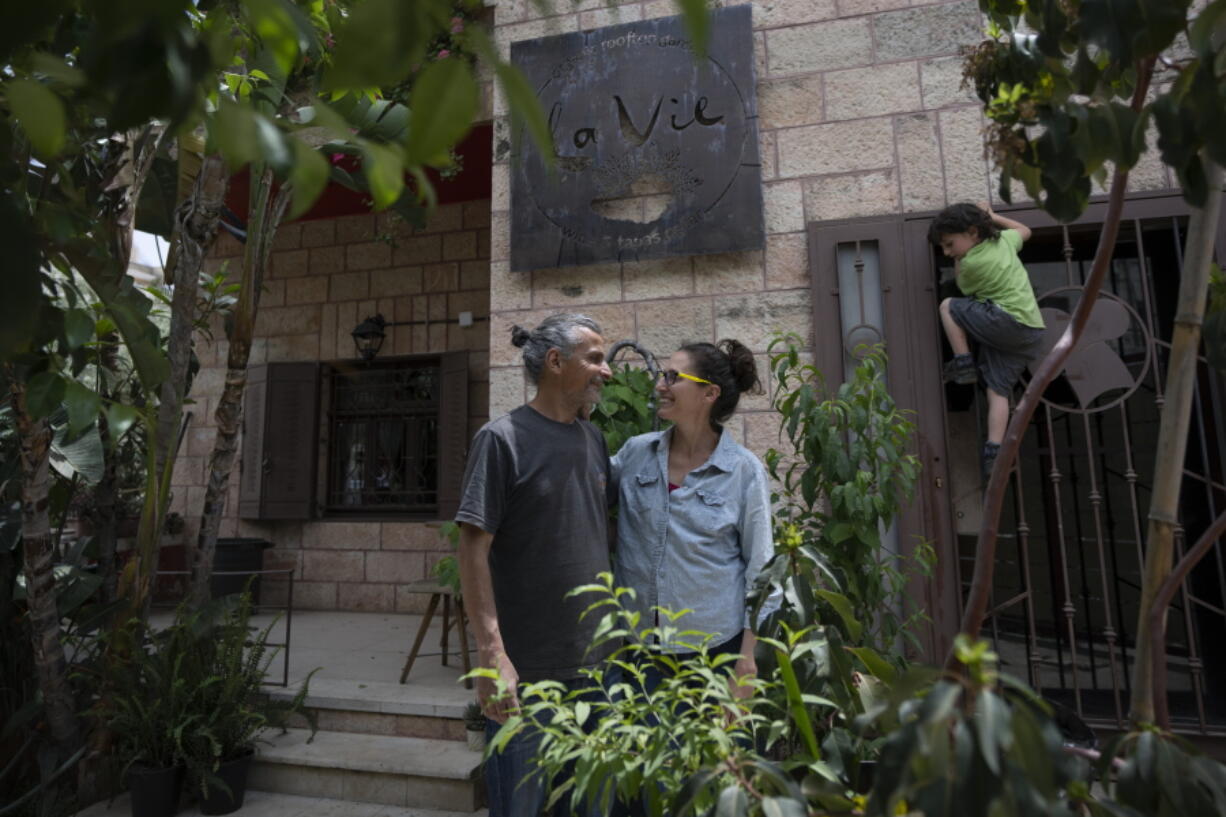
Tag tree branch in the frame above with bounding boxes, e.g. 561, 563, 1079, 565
1150, 511, 1226, 729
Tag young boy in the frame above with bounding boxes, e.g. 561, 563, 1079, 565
929, 201, 1045, 481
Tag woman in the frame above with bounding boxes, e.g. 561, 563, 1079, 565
611, 339, 775, 695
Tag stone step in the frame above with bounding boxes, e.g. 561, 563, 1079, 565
77, 789, 487, 817
269, 678, 477, 742
251, 728, 484, 812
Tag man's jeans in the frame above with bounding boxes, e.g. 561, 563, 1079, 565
484, 676, 604, 817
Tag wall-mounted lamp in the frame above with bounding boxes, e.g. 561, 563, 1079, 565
351, 314, 390, 361
351, 311, 490, 362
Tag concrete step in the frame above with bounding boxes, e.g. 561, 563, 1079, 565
251, 728, 484, 811
270, 678, 476, 742
78, 789, 487, 817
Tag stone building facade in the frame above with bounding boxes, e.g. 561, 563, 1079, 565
175, 0, 1188, 656
180, 202, 492, 613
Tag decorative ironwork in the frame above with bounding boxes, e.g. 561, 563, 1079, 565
326, 363, 440, 513
1029, 288, 1153, 413
958, 214, 1226, 734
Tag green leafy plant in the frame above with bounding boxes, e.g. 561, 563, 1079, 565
756, 339, 925, 657
180, 591, 317, 794
484, 574, 778, 817
462, 701, 485, 732
95, 616, 209, 777
591, 363, 662, 456
430, 521, 463, 598
507, 582, 1226, 817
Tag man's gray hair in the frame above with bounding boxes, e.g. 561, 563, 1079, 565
510, 313, 603, 385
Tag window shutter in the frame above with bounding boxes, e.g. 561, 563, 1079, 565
436, 351, 469, 521
239, 362, 320, 520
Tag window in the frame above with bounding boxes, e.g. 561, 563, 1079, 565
326, 361, 440, 514
239, 353, 468, 522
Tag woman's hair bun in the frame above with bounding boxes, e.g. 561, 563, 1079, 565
510, 325, 531, 348
718, 339, 763, 395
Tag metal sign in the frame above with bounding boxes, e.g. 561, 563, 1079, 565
510, 5, 763, 271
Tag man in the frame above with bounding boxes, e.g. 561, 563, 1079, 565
456, 313, 614, 817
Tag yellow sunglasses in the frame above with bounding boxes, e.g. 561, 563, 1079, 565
661, 369, 714, 387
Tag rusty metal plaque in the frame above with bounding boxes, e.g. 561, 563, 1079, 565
509, 5, 763, 271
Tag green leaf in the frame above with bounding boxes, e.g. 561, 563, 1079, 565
255, 114, 292, 173
7, 78, 66, 157
847, 646, 897, 684
211, 97, 261, 171
1081, 0, 1189, 65
286, 139, 329, 220
324, 0, 419, 90
244, 0, 308, 80
25, 371, 66, 419
574, 700, 590, 726
714, 784, 747, 817
1189, 61, 1226, 169
104, 403, 141, 443
51, 423, 104, 483
813, 589, 862, 642
974, 689, 1011, 775
406, 58, 477, 166
774, 648, 821, 760
1189, 1, 1226, 54
1091, 102, 1143, 169
761, 796, 807, 817
492, 60, 553, 167
63, 308, 95, 351
63, 381, 100, 437
362, 142, 405, 210
28, 52, 85, 87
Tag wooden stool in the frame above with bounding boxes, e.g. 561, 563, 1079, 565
398, 580, 472, 689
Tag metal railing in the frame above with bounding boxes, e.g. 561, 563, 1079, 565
152, 566, 296, 687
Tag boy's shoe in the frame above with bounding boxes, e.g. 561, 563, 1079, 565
981, 441, 1002, 483
942, 354, 978, 385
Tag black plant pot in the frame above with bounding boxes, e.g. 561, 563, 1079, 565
199, 748, 255, 815
128, 764, 183, 817
853, 760, 877, 794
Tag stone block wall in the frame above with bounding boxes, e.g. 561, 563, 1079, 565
485, 0, 1175, 459
174, 201, 492, 612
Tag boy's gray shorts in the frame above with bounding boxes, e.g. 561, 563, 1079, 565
948, 297, 1045, 396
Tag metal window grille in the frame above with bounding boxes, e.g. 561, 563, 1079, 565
325, 361, 441, 514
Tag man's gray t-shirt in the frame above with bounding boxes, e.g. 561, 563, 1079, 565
455, 405, 614, 682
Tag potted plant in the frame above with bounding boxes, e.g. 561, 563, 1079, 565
99, 616, 204, 817
462, 701, 486, 752
182, 590, 316, 815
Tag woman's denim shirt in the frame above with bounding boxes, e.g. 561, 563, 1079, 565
611, 427, 777, 650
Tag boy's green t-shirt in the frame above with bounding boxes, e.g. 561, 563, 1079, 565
956, 228, 1045, 329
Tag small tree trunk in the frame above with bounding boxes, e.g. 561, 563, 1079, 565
6, 370, 82, 757
1129, 159, 1223, 725
154, 151, 229, 482
188, 167, 291, 608
94, 334, 121, 605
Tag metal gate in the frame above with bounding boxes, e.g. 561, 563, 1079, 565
937, 196, 1226, 734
